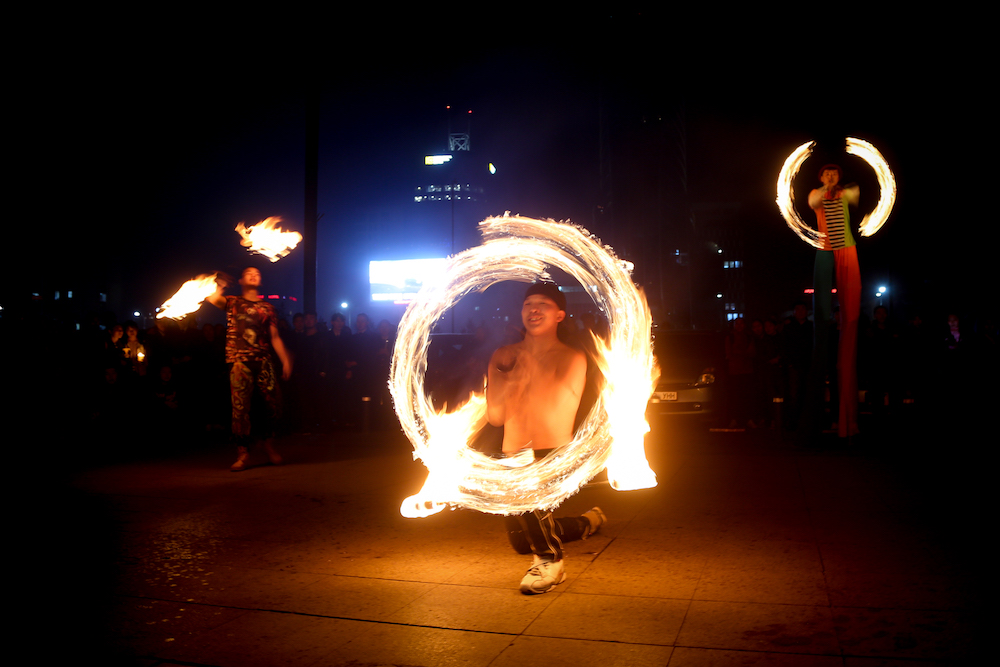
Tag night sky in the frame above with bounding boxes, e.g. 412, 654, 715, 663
11, 14, 991, 331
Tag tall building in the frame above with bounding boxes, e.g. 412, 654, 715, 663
414, 109, 495, 254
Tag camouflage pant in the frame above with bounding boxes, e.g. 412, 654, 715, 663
229, 358, 282, 443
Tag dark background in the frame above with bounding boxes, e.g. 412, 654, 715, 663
7, 10, 991, 333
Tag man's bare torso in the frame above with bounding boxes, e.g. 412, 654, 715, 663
488, 339, 586, 453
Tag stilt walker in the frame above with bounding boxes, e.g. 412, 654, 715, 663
775, 138, 897, 443
810, 164, 861, 438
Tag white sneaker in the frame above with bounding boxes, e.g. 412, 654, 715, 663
520, 555, 565, 595
581, 507, 606, 539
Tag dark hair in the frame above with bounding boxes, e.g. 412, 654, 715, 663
524, 282, 566, 311
818, 164, 842, 181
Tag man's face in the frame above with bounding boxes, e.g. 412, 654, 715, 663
522, 294, 564, 334
240, 268, 262, 288
304, 314, 317, 329
794, 304, 808, 322
821, 169, 840, 188
356, 315, 369, 331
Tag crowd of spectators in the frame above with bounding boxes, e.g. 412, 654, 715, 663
8, 296, 993, 460
56, 310, 405, 453
720, 304, 997, 433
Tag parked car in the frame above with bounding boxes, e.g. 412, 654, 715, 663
647, 330, 722, 417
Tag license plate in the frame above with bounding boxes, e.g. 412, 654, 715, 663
654, 391, 678, 401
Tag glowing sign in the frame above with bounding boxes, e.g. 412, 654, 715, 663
370, 258, 448, 303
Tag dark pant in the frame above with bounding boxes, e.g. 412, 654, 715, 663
505, 511, 589, 561
501, 448, 590, 561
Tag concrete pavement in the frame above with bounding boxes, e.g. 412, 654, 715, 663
61, 421, 981, 666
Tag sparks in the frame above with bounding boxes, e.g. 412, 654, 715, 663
391, 214, 659, 518
235, 216, 302, 262
776, 137, 896, 247
157, 273, 219, 320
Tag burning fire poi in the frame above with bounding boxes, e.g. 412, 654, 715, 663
235, 216, 302, 262
776, 137, 896, 248
391, 214, 659, 518
157, 273, 220, 320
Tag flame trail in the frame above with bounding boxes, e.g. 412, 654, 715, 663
846, 137, 897, 238
235, 216, 302, 262
391, 214, 658, 517
776, 137, 896, 247
157, 273, 219, 320
776, 140, 824, 249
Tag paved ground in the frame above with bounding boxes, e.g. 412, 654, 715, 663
57, 418, 982, 666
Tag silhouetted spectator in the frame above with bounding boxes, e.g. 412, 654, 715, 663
327, 313, 352, 428
189, 322, 227, 432
120, 322, 148, 383
758, 318, 785, 428
348, 313, 381, 423
295, 312, 330, 433
862, 305, 898, 417
725, 317, 756, 428
375, 319, 397, 427
782, 302, 812, 430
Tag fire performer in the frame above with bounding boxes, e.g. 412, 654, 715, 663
486, 283, 605, 594
207, 266, 293, 471
809, 164, 861, 438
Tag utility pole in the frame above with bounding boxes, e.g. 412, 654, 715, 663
304, 92, 319, 314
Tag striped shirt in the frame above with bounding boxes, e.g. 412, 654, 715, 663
816, 191, 856, 251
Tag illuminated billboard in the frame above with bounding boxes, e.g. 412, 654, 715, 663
369, 258, 447, 304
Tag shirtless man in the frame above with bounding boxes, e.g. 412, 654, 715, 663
486, 283, 605, 594
207, 267, 293, 471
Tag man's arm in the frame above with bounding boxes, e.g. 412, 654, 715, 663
810, 185, 859, 209
270, 323, 293, 380
486, 348, 510, 427
486, 345, 522, 427
842, 184, 860, 206
205, 274, 229, 310
566, 349, 587, 406
808, 186, 828, 209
